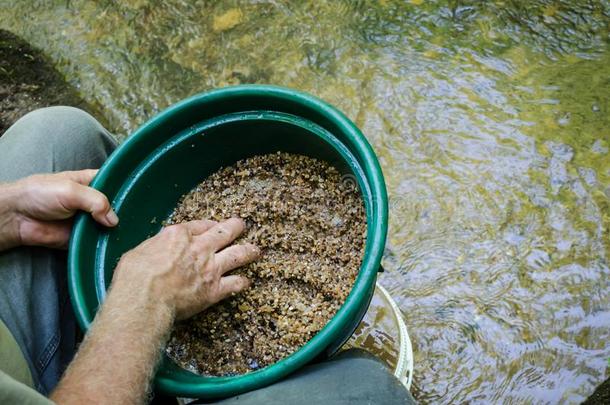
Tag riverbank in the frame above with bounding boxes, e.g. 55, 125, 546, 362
0, 29, 106, 134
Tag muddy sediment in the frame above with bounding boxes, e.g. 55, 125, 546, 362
165, 152, 366, 375
0, 29, 107, 135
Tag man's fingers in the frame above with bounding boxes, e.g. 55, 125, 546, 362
162, 220, 217, 241
59, 182, 118, 227
184, 219, 217, 236
215, 243, 260, 275
57, 169, 99, 185
202, 218, 245, 252
53, 170, 118, 227
218, 275, 251, 301
19, 218, 72, 249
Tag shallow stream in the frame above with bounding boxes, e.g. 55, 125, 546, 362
1, 1, 609, 402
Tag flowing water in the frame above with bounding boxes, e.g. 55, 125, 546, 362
1, 0, 610, 403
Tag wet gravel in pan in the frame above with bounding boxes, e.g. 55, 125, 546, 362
165, 152, 366, 376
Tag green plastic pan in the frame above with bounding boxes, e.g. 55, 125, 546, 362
68, 85, 388, 399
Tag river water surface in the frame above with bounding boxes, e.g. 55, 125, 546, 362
1, 1, 609, 403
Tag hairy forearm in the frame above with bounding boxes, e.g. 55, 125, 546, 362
0, 182, 23, 251
50, 217, 254, 404
51, 286, 174, 405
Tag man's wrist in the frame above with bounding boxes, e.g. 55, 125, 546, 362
51, 268, 177, 405
110, 260, 179, 324
103, 278, 176, 339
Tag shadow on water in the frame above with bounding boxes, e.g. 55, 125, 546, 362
1, 0, 609, 403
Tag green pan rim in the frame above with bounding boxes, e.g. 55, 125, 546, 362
94, 110, 371, 301
68, 85, 388, 398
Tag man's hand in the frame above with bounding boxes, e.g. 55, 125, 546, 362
51, 218, 259, 405
112, 218, 258, 319
0, 169, 117, 250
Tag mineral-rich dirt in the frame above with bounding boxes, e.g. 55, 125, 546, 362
165, 152, 366, 376
0, 29, 108, 135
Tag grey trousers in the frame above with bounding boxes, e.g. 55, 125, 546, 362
0, 107, 116, 394
0, 107, 415, 404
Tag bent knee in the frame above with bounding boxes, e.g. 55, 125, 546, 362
1, 106, 116, 175
14, 106, 110, 150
